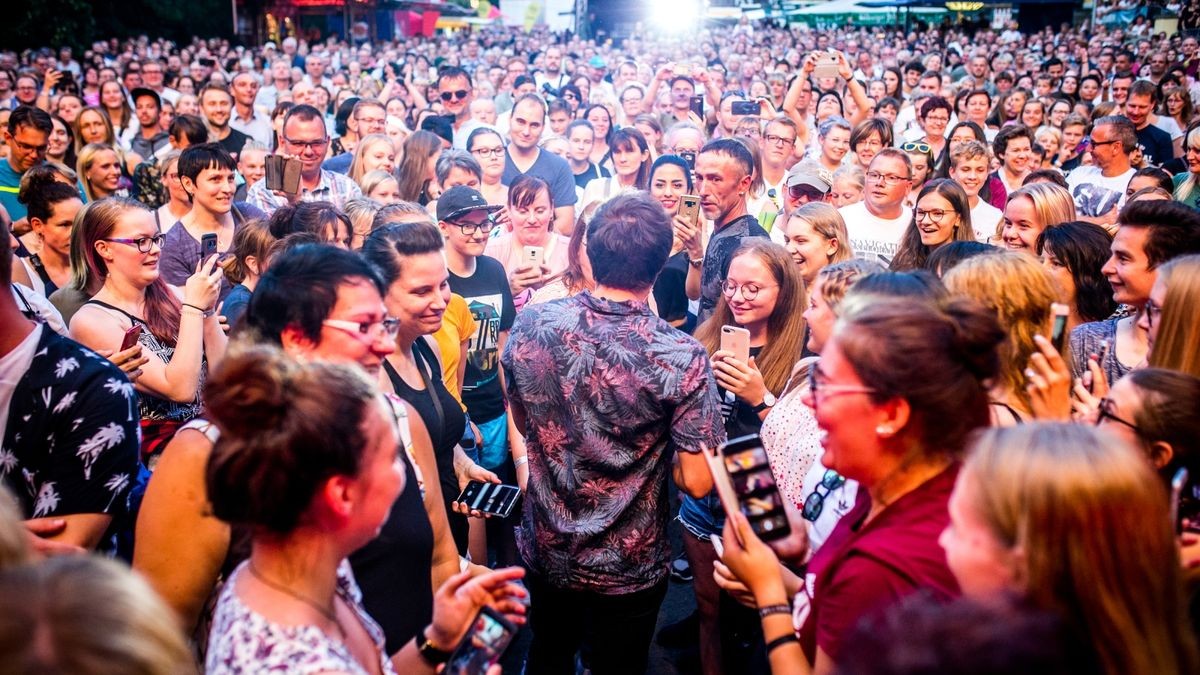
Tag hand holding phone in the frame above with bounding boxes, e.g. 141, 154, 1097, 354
522, 245, 544, 271
705, 435, 792, 543
720, 325, 751, 364
120, 324, 143, 351
200, 233, 219, 273
443, 606, 518, 675
678, 195, 702, 227
455, 481, 522, 519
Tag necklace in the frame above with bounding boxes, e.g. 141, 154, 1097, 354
247, 561, 344, 638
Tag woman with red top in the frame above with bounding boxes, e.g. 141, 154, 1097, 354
718, 295, 1005, 675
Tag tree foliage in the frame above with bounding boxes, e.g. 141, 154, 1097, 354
2, 0, 234, 52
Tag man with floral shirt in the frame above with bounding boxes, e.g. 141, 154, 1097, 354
0, 217, 140, 554
502, 192, 725, 675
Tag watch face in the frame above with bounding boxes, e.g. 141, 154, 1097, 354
763, 392, 776, 406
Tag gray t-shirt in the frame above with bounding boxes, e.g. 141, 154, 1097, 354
1068, 316, 1133, 388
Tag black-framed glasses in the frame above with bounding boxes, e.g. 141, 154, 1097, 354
448, 218, 491, 236
802, 469, 846, 521
1089, 137, 1120, 147
722, 280, 777, 301
915, 208, 951, 222
440, 89, 469, 101
104, 234, 166, 253
763, 133, 796, 147
865, 171, 911, 185
284, 136, 329, 150
901, 141, 931, 154
471, 147, 505, 158
1095, 398, 1141, 433
10, 138, 48, 155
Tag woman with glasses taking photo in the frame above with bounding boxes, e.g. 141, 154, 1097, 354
679, 239, 807, 675
716, 295, 1005, 675
69, 198, 225, 463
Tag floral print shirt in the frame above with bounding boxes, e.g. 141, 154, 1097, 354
502, 291, 726, 592
0, 325, 140, 551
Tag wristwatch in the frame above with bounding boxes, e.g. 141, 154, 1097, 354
417, 629, 453, 666
688, 255, 705, 268
751, 392, 777, 413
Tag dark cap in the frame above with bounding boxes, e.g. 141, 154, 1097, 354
437, 185, 502, 222
130, 87, 161, 107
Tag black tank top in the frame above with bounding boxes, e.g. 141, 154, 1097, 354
383, 338, 469, 552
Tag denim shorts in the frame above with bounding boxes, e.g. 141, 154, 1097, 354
677, 491, 725, 540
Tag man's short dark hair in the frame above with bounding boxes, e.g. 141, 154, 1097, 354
437, 66, 471, 88
179, 142, 237, 184
1093, 115, 1138, 153
699, 138, 754, 178
246, 243, 385, 344
586, 192, 673, 291
513, 74, 536, 91
1111, 70, 1135, 83
168, 114, 209, 146
8, 105, 52, 136
420, 114, 454, 145
1128, 79, 1158, 102
669, 75, 694, 90
1042, 57, 1063, 72
1117, 200, 1200, 269
902, 60, 924, 75
512, 93, 547, 120
282, 104, 325, 131
993, 124, 1034, 158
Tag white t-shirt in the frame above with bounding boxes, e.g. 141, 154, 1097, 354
839, 200, 912, 266
1066, 166, 1135, 218
0, 322, 43, 444
1154, 115, 1184, 141
970, 200, 1003, 243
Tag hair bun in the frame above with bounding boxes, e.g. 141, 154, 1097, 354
942, 297, 1006, 384
203, 344, 296, 437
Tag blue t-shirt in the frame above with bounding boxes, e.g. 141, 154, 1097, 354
501, 149, 578, 208
0, 159, 25, 220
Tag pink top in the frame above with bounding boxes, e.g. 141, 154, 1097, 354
484, 232, 571, 309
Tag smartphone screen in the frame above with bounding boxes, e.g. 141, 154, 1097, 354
680, 151, 696, 170
444, 607, 517, 675
720, 435, 791, 541
690, 95, 704, 119
1050, 303, 1069, 352
731, 100, 760, 116
456, 481, 522, 518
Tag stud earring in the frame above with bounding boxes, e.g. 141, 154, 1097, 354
876, 425, 893, 436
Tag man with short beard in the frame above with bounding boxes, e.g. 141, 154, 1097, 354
129, 88, 170, 160
199, 84, 250, 160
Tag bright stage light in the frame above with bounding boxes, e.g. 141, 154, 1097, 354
649, 0, 704, 33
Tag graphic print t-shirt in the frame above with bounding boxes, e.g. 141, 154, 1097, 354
448, 256, 516, 423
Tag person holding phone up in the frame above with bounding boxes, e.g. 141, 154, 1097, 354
677, 239, 807, 675
485, 175, 569, 310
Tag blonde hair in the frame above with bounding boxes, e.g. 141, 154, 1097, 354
0, 556, 195, 674
814, 258, 885, 312
349, 133, 395, 185
343, 197, 382, 250
695, 240, 808, 395
1148, 254, 1200, 377
1174, 125, 1200, 204
358, 169, 398, 200
787, 202, 854, 270
963, 423, 1199, 675
76, 143, 120, 202
1006, 182, 1076, 233
943, 250, 1056, 412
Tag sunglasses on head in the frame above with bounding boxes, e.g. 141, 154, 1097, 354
440, 89, 469, 102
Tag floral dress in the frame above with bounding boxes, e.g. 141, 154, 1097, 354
205, 561, 397, 675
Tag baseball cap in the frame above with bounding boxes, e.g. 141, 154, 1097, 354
437, 186, 502, 222
784, 164, 831, 193
130, 87, 161, 107
588, 55, 607, 69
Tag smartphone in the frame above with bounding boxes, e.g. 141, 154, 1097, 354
1084, 338, 1110, 393
813, 52, 840, 80
679, 194, 701, 227
680, 150, 696, 170
281, 156, 303, 194
720, 325, 751, 364
1050, 302, 1069, 352
522, 245, 544, 270
689, 94, 704, 119
731, 100, 760, 116
120, 324, 143, 351
443, 606, 518, 675
720, 435, 792, 542
200, 233, 219, 272
455, 481, 522, 518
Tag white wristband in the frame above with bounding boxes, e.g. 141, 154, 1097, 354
514, 455, 529, 468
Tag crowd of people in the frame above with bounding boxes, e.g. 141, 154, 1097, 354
2, 11, 1200, 675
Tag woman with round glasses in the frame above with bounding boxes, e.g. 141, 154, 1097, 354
890, 178, 975, 272
466, 127, 508, 207
718, 295, 1005, 674
70, 198, 226, 463
681, 239, 807, 675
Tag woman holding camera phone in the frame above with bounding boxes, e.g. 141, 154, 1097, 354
649, 154, 703, 327
484, 176, 569, 308
677, 239, 807, 675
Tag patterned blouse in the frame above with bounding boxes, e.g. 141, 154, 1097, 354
501, 291, 726, 593
205, 561, 396, 675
